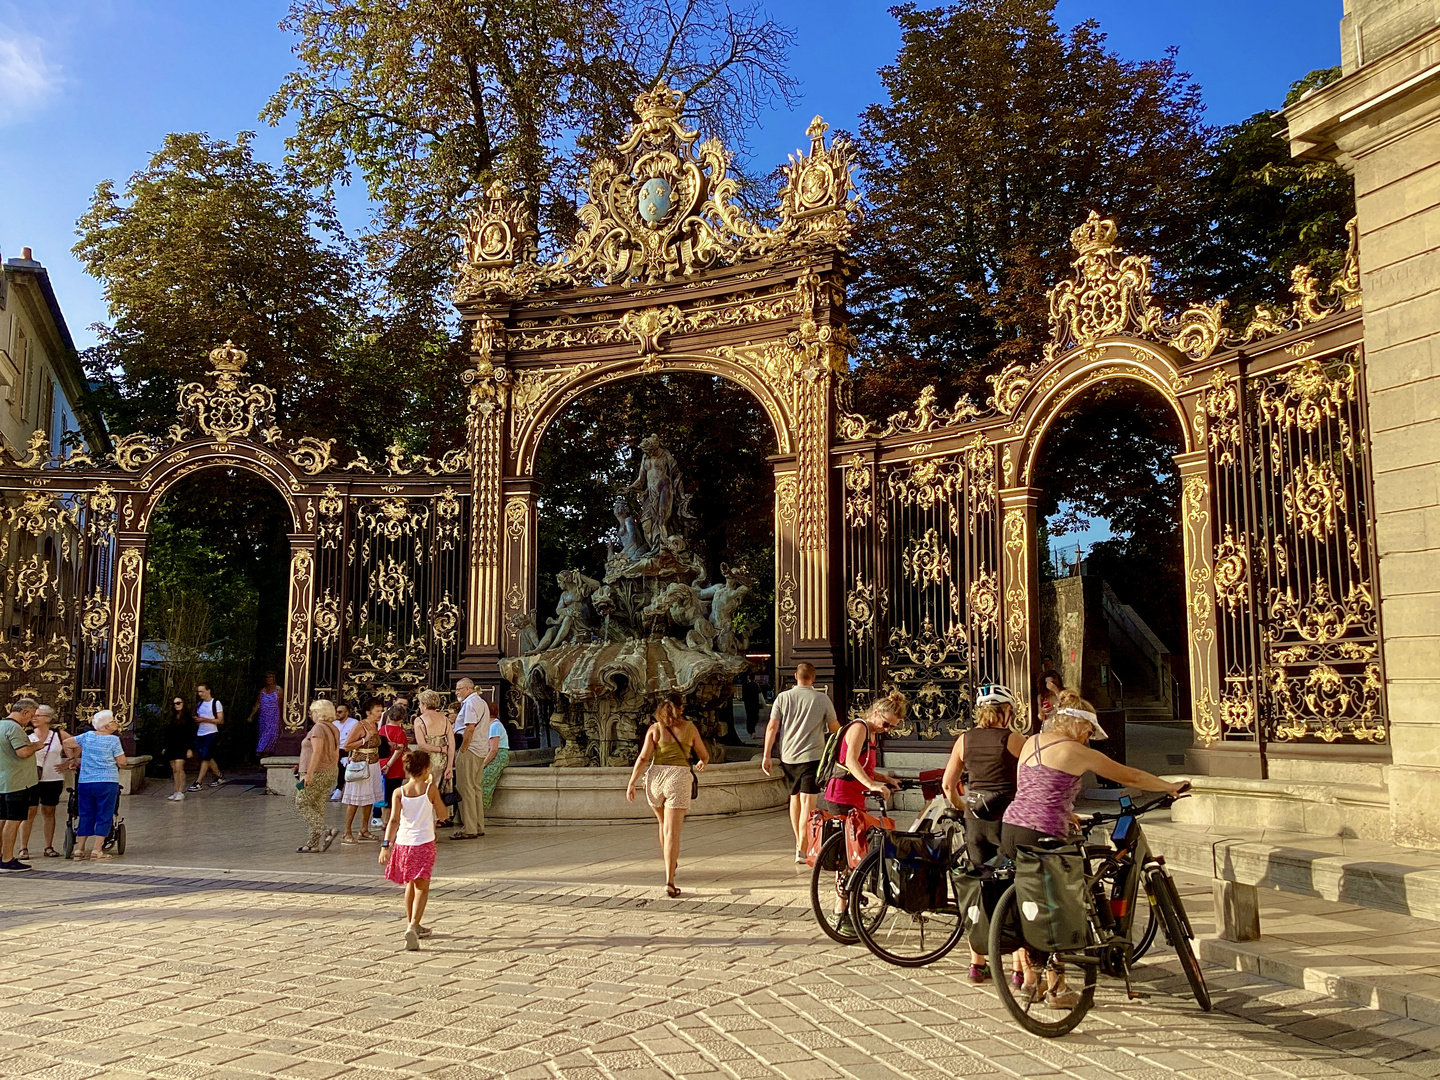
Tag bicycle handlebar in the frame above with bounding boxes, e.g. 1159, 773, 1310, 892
1076, 785, 1190, 832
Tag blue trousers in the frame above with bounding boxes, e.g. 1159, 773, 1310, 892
77, 781, 119, 837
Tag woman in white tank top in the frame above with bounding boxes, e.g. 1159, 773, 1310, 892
380, 749, 447, 951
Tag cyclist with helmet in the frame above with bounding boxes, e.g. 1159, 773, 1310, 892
942, 682, 1028, 984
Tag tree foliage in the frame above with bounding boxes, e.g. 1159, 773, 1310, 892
534, 374, 777, 650
263, 0, 797, 310
73, 131, 466, 458
849, 0, 1212, 417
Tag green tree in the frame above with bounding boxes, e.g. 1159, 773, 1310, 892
73, 131, 467, 458
1179, 67, 1354, 322
848, 0, 1213, 418
262, 0, 797, 314
74, 132, 361, 439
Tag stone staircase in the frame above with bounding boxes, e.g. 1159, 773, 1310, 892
1119, 692, 1176, 724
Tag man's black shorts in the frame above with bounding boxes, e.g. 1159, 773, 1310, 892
0, 789, 31, 822
780, 760, 821, 797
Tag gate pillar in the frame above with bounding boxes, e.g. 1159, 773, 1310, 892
283, 535, 317, 737
461, 371, 508, 691
107, 533, 147, 733
777, 369, 841, 689
999, 488, 1041, 728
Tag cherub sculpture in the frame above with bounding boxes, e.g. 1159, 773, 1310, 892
642, 582, 716, 651
699, 562, 753, 654
528, 570, 601, 653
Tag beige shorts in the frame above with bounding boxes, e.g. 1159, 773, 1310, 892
645, 764, 693, 810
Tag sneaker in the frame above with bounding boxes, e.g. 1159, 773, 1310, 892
209, 778, 225, 788
0, 860, 32, 871
967, 964, 991, 985
416, 925, 434, 939
794, 848, 806, 864
329, 790, 342, 802
167, 792, 185, 802
370, 817, 383, 830
404, 925, 420, 952
834, 914, 855, 937
1044, 987, 1081, 1010
185, 783, 201, 792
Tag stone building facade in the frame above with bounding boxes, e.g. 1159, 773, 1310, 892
1285, 0, 1440, 846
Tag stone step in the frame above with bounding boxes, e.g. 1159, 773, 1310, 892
1146, 817, 1440, 923
1171, 772, 1392, 841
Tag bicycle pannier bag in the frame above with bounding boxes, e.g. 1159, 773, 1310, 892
804, 810, 846, 870
1013, 845, 1088, 952
884, 831, 948, 914
957, 868, 1023, 954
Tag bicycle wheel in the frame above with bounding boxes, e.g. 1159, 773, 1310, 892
811, 833, 861, 944
849, 848, 966, 967
988, 884, 1097, 1037
1146, 867, 1211, 1011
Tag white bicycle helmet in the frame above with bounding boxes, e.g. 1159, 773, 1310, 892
975, 683, 1017, 708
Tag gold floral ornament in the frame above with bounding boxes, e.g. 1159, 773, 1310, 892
313, 589, 342, 648
1282, 456, 1346, 540
902, 527, 951, 587
774, 116, 860, 249
370, 556, 414, 608
1236, 218, 1362, 343
845, 575, 875, 643
80, 590, 111, 651
1213, 525, 1250, 614
968, 569, 1000, 637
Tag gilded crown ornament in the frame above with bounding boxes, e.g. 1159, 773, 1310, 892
208, 339, 249, 374
453, 83, 858, 302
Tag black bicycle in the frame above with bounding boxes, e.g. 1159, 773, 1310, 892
809, 782, 917, 945
988, 789, 1208, 1037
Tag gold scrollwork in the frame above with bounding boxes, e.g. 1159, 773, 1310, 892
968, 569, 1000, 637
901, 527, 951, 587
1282, 456, 1346, 540
370, 557, 414, 608
313, 589, 342, 648
12, 553, 54, 606
843, 454, 872, 528
1213, 525, 1249, 614
504, 497, 528, 542
885, 617, 969, 740
287, 436, 337, 475
846, 575, 875, 644
775, 476, 799, 531
777, 571, 798, 635
431, 592, 462, 648
1202, 370, 1242, 466
172, 341, 281, 446
80, 590, 111, 651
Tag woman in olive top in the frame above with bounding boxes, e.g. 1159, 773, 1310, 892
626, 698, 709, 897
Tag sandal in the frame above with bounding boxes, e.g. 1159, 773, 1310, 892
43, 847, 59, 858
665, 883, 681, 897
91, 851, 113, 861
297, 845, 320, 853
340, 836, 358, 846
320, 829, 339, 851
450, 832, 478, 840
17, 848, 28, 860
356, 833, 379, 842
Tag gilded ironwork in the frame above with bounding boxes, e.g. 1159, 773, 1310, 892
843, 454, 873, 528
902, 527, 951, 586
845, 575, 875, 644
884, 617, 969, 740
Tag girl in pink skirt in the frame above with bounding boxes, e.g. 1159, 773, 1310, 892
380, 749, 445, 950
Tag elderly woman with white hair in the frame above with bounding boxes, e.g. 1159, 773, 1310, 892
62, 710, 127, 861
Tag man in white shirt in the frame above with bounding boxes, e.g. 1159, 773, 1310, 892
762, 663, 837, 862
189, 684, 226, 791
331, 702, 357, 802
451, 679, 487, 839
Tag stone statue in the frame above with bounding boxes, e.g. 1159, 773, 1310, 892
528, 570, 601, 653
613, 497, 647, 563
700, 562, 753, 654
643, 582, 716, 651
628, 434, 693, 549
507, 608, 541, 655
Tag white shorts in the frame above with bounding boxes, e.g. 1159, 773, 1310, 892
645, 764, 693, 810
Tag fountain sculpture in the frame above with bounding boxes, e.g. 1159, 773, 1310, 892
501, 435, 754, 767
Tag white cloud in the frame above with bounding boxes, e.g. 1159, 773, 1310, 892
0, 27, 59, 125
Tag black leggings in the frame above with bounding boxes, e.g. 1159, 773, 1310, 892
999, 821, 1057, 859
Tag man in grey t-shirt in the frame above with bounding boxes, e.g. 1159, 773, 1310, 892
762, 663, 837, 862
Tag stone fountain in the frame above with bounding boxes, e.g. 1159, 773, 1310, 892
501, 434, 754, 768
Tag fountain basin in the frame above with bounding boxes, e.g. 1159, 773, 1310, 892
486, 760, 787, 826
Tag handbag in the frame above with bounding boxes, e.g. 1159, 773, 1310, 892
344, 758, 371, 782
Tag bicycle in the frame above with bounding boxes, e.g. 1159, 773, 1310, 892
848, 794, 970, 966
988, 788, 1208, 1037
808, 780, 922, 944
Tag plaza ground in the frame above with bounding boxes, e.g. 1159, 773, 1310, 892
4, 770, 1440, 1079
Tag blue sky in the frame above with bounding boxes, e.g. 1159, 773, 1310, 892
1, 1, 1342, 351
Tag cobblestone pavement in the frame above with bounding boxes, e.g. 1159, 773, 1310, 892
2, 794, 1439, 1079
